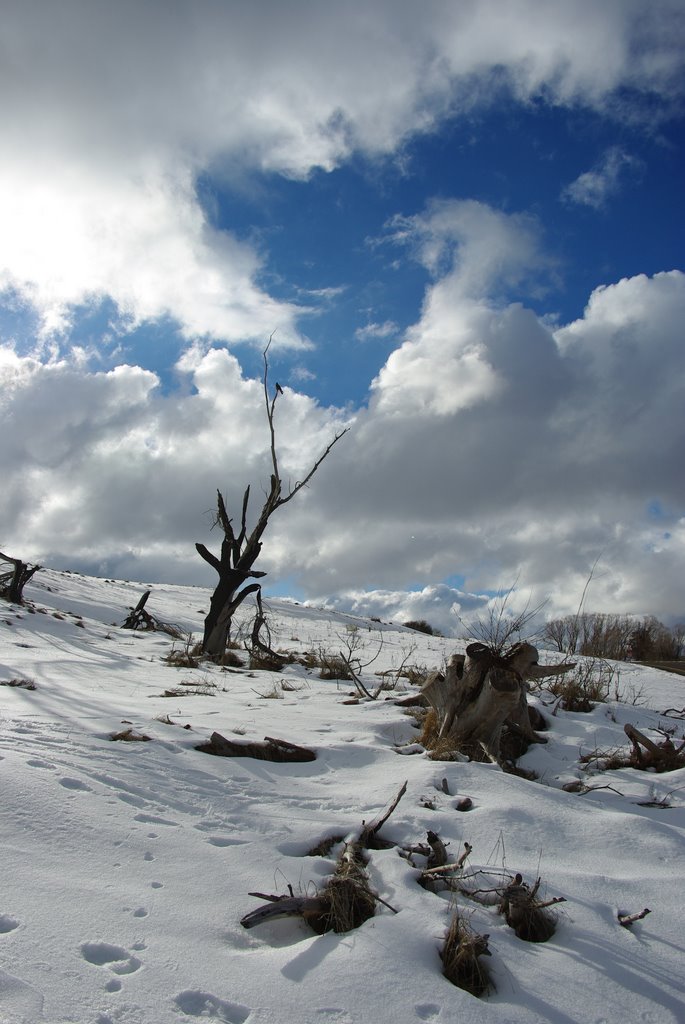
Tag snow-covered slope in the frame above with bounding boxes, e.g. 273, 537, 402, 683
1, 569, 684, 1024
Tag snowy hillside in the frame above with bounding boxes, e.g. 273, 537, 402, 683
1, 569, 684, 1024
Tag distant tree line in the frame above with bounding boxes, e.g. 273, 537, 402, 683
543, 613, 684, 661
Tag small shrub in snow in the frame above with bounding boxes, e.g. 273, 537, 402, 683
317, 652, 353, 681
220, 649, 244, 668
541, 659, 616, 712
404, 619, 439, 636
255, 682, 284, 699
164, 637, 203, 668
110, 728, 151, 742
441, 911, 492, 997
1, 677, 37, 690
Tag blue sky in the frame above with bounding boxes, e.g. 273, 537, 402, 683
1, 1, 684, 633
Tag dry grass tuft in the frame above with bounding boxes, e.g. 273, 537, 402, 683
306, 834, 346, 857
110, 728, 152, 742
221, 649, 244, 668
157, 676, 219, 698
441, 911, 492, 996
248, 649, 295, 672
164, 639, 203, 668
419, 708, 439, 747
543, 659, 615, 712
314, 857, 376, 934
317, 652, 354, 681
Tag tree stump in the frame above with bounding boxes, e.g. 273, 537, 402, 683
422, 643, 574, 763
0, 552, 41, 604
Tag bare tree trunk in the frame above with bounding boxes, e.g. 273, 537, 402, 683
196, 340, 348, 658
0, 552, 41, 604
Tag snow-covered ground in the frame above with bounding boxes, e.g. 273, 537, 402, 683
1, 569, 684, 1024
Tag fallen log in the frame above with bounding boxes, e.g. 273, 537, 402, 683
196, 732, 316, 762
624, 723, 685, 771
240, 893, 329, 930
618, 907, 651, 928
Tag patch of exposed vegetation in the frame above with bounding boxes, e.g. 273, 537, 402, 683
0, 677, 37, 690
441, 911, 492, 996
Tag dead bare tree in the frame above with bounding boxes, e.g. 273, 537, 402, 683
0, 552, 41, 604
196, 340, 348, 658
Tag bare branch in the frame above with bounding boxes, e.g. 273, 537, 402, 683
195, 543, 222, 573
279, 428, 350, 507
618, 908, 651, 927
338, 651, 375, 700
235, 485, 251, 555
263, 334, 280, 482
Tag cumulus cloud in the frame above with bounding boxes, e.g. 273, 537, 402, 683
0, 159, 305, 346
370, 200, 554, 417
0, 1, 682, 341
313, 584, 490, 638
2, 261, 684, 625
281, 256, 685, 624
0, 341, 350, 583
354, 321, 400, 342
562, 147, 643, 209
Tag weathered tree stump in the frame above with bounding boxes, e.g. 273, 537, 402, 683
499, 873, 566, 942
0, 552, 41, 604
422, 642, 574, 763
122, 590, 186, 637
122, 590, 155, 629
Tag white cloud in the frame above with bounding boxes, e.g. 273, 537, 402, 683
289, 263, 685, 622
354, 321, 399, 342
289, 365, 316, 384
387, 199, 551, 299
562, 147, 642, 209
0, 159, 306, 348
370, 200, 552, 417
315, 584, 490, 637
2, 263, 684, 624
0, 2, 682, 341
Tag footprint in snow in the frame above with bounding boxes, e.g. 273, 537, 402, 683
59, 777, 92, 792
415, 1004, 441, 1020
26, 758, 54, 769
174, 990, 250, 1022
80, 941, 142, 977
134, 812, 179, 827
206, 836, 248, 848
0, 967, 44, 1020
0, 914, 20, 933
